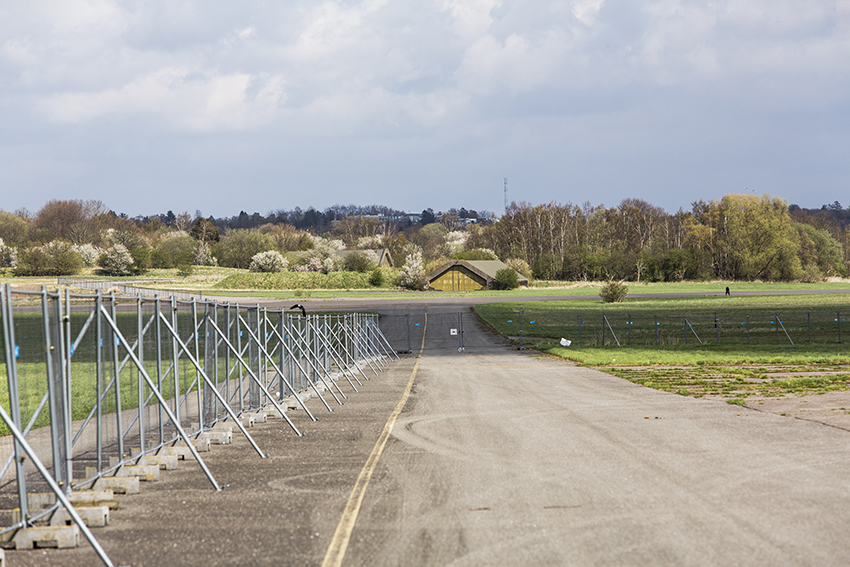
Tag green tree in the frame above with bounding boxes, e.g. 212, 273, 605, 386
686, 193, 802, 280
190, 217, 220, 243
212, 229, 275, 269
0, 211, 30, 246
794, 222, 844, 277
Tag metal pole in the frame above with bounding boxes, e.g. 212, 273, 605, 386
1, 284, 29, 524
775, 313, 780, 345
0, 402, 116, 567
99, 307, 222, 491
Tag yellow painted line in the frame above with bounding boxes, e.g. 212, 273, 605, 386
321, 314, 427, 567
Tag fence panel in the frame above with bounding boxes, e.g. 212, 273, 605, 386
0, 287, 394, 566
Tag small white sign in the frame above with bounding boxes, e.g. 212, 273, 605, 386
450, 328, 458, 335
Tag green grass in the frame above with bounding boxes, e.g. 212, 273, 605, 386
533, 343, 850, 366
475, 292, 850, 403
214, 271, 385, 290
475, 294, 850, 350
604, 365, 850, 403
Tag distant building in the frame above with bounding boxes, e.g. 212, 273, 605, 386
426, 260, 528, 291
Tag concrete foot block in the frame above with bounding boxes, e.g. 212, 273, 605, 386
93, 476, 140, 495
211, 423, 234, 432
70, 490, 119, 510
175, 437, 211, 452
199, 430, 231, 445
50, 505, 109, 528
13, 524, 80, 549
249, 411, 267, 423
284, 392, 311, 409
138, 454, 179, 470
159, 446, 193, 460
263, 407, 285, 419
117, 464, 160, 481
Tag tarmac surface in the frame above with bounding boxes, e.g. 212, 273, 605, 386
10, 297, 850, 566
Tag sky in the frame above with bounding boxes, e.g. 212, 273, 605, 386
1, 1, 849, 219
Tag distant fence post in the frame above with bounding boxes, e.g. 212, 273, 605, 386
715, 313, 720, 344
775, 313, 780, 345
808, 312, 811, 344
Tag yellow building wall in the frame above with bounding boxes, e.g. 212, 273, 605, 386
430, 266, 487, 291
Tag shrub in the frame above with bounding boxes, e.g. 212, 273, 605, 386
14, 247, 51, 276
249, 250, 289, 273
0, 238, 17, 268
72, 243, 103, 267
151, 235, 195, 268
369, 268, 384, 287
43, 241, 84, 275
212, 229, 275, 269
600, 280, 628, 303
100, 244, 134, 275
194, 241, 218, 266
343, 251, 376, 273
14, 241, 83, 276
492, 268, 519, 290
176, 263, 195, 277
400, 251, 426, 290
505, 258, 532, 279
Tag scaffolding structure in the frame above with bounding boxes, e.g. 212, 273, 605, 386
0, 284, 396, 566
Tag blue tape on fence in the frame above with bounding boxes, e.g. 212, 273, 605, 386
415, 323, 420, 326
507, 320, 513, 323
70, 344, 74, 355
15, 345, 19, 358
530, 321, 535, 324
100, 338, 103, 348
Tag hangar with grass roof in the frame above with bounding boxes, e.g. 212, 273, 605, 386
426, 260, 529, 291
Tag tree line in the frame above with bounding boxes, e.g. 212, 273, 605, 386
0, 194, 846, 282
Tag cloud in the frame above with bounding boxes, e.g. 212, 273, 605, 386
38, 69, 285, 131
1, 0, 850, 215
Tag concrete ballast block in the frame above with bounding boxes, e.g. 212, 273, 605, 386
199, 430, 232, 445
138, 454, 179, 470
94, 476, 140, 495
117, 464, 160, 481
13, 524, 80, 550
50, 505, 109, 528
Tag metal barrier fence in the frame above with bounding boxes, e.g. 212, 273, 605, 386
475, 308, 850, 347
0, 284, 396, 566
57, 277, 202, 301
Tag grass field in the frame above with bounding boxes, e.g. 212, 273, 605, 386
474, 292, 850, 404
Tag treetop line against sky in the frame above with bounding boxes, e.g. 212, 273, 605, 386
1, 2, 848, 217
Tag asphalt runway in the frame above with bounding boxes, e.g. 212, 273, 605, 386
11, 298, 850, 566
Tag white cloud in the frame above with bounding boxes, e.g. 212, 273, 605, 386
572, 0, 604, 26
2, 0, 850, 215
39, 69, 285, 131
